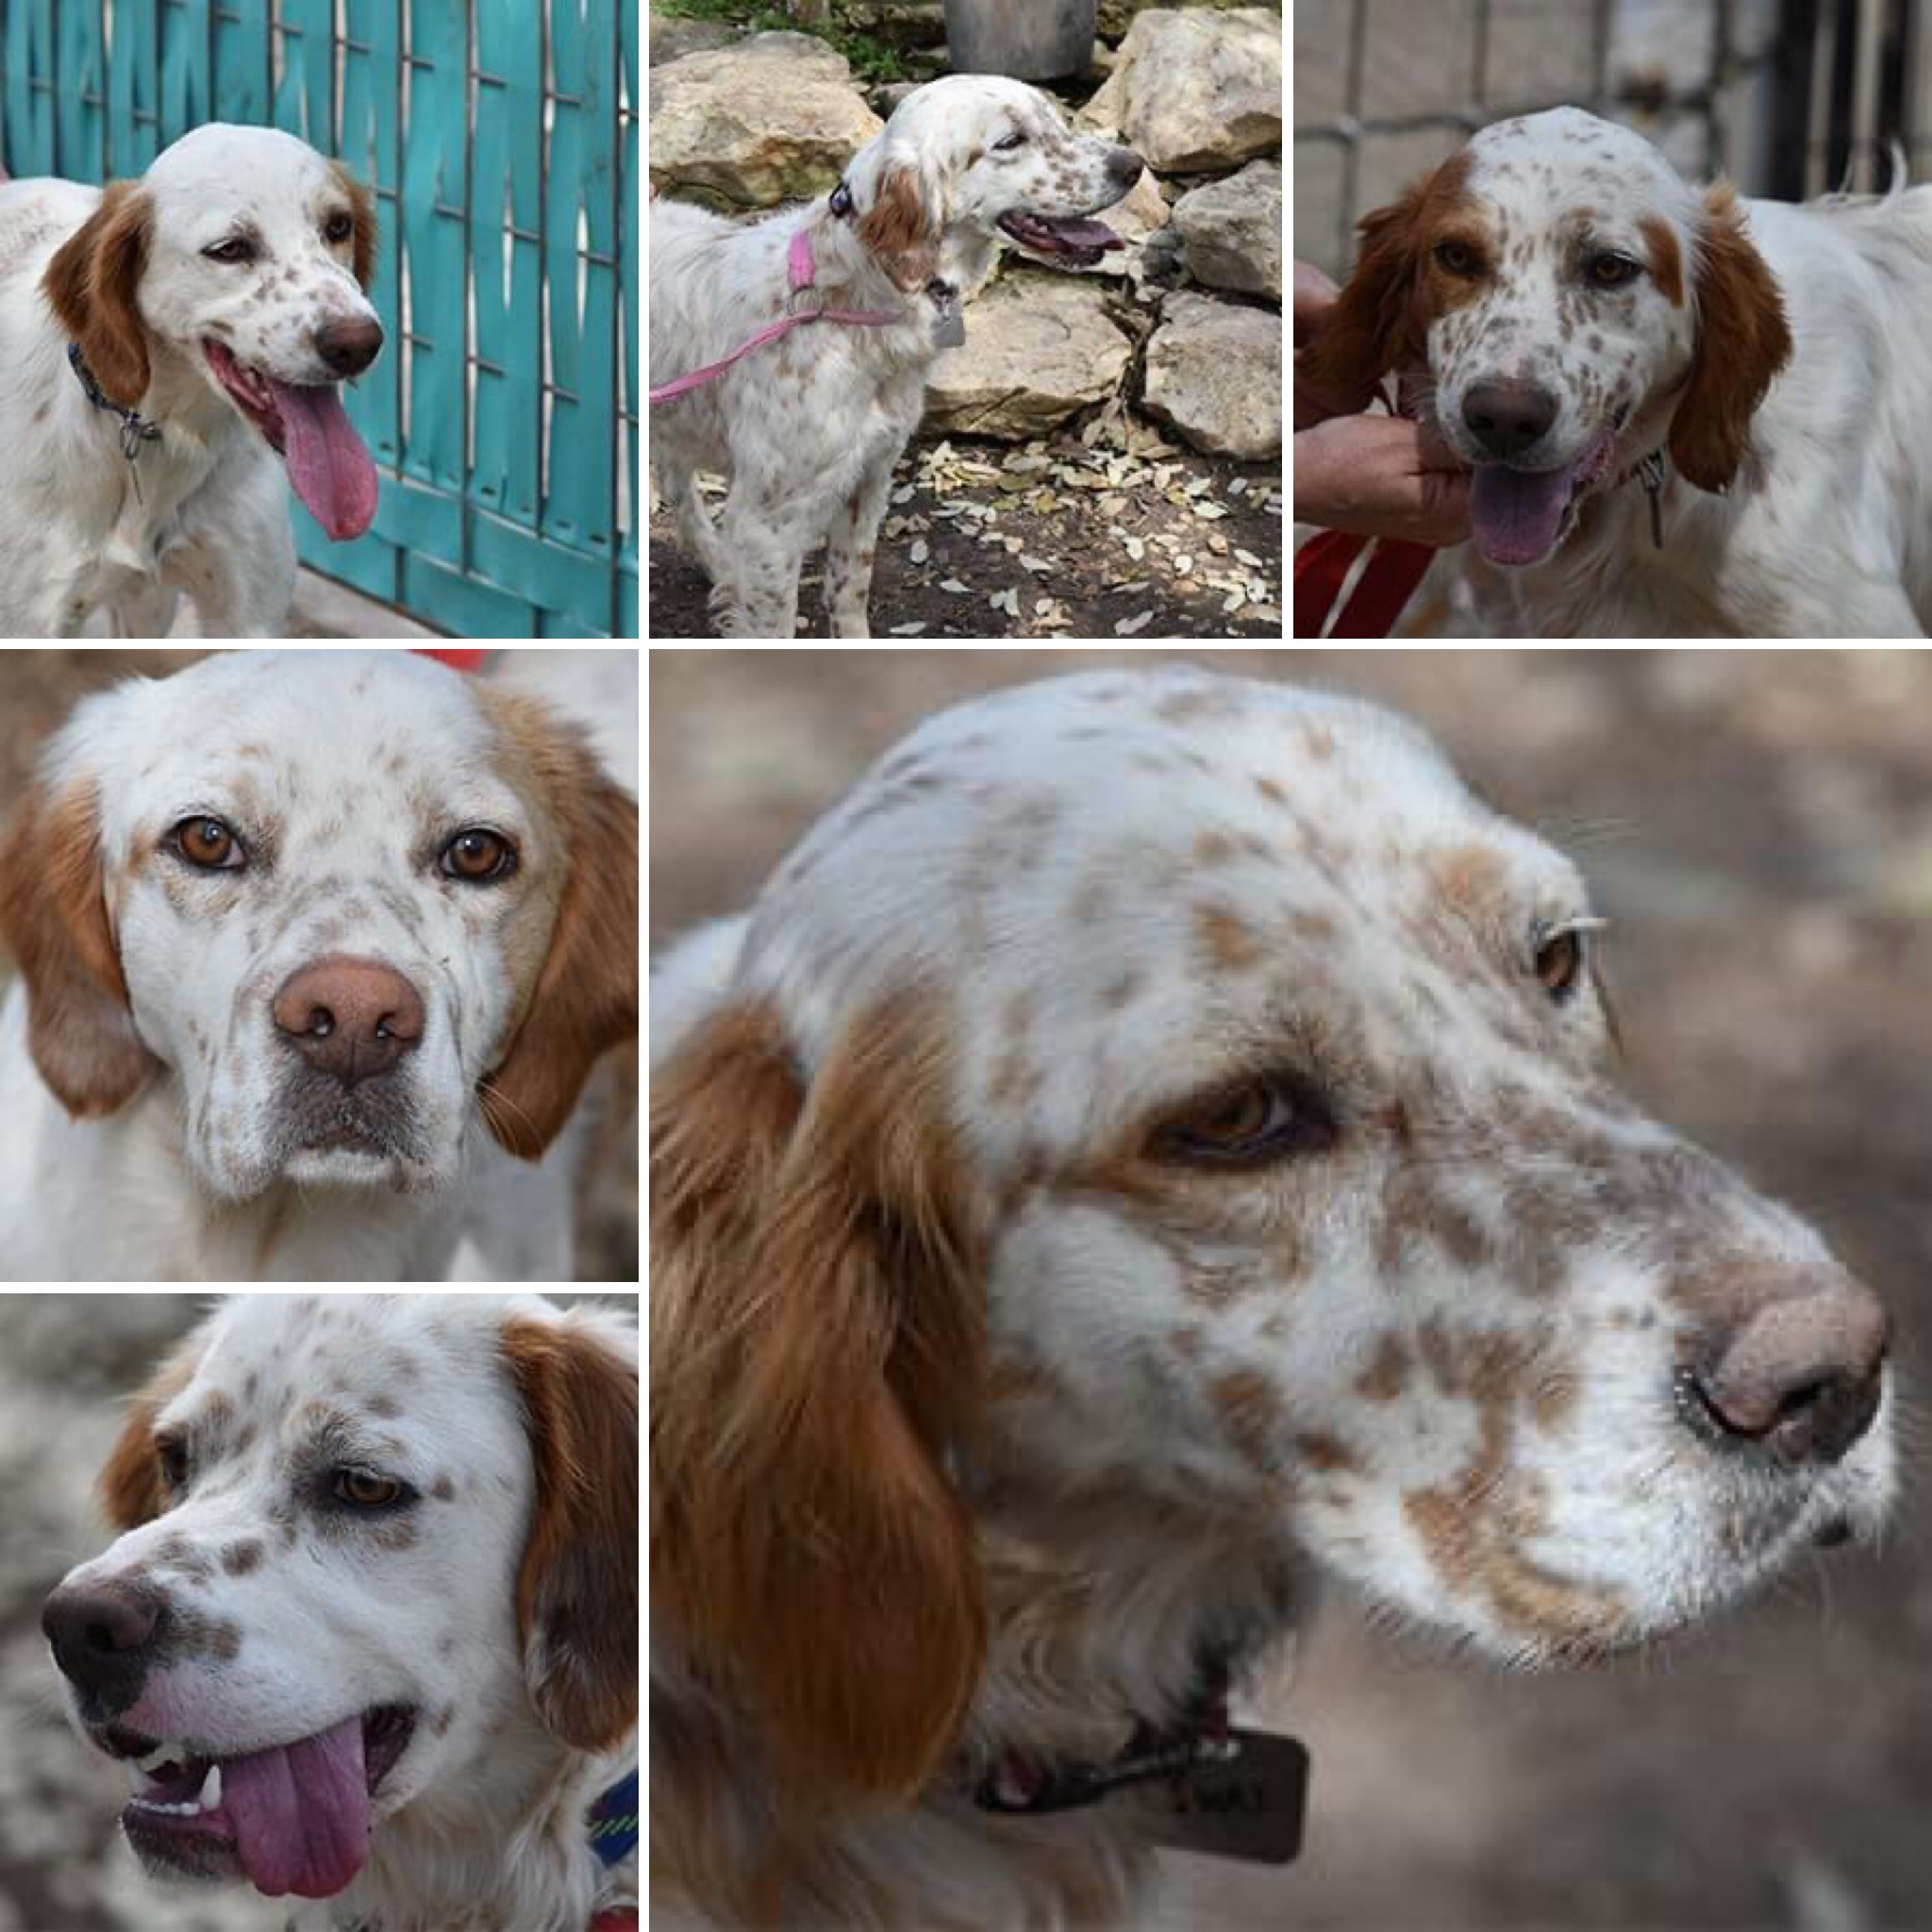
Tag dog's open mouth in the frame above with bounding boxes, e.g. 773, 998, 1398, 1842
997, 209, 1124, 267
107, 1703, 414, 1899
1469, 428, 1618, 566
202, 339, 378, 541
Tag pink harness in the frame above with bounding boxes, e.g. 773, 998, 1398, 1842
649, 207, 901, 406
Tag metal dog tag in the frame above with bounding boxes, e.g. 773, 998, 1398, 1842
1136, 1727, 1308, 1864
929, 284, 966, 349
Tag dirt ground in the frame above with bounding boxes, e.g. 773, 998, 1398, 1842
648, 433, 1284, 639
649, 648, 1932, 1932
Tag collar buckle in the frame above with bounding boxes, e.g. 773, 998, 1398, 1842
66, 342, 161, 465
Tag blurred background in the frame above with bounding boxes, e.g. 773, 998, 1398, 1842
1295, 0, 1932, 287
650, 647, 1932, 1932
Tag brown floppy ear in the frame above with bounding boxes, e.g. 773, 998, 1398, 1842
504, 1311, 640, 1752
1297, 149, 1472, 407
96, 1344, 203, 1529
650, 993, 985, 1808
856, 164, 940, 291
1669, 183, 1792, 491
43, 183, 153, 408
0, 777, 154, 1117
329, 160, 379, 291
479, 702, 639, 1159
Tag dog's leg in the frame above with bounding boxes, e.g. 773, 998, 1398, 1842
823, 453, 898, 639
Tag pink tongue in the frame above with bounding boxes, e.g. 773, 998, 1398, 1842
268, 378, 378, 541
1470, 462, 1572, 565
1040, 216, 1122, 249
221, 1713, 372, 1898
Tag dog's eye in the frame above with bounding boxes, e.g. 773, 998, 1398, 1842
169, 816, 245, 870
440, 827, 516, 883
334, 1468, 403, 1508
157, 1440, 190, 1491
1150, 1074, 1338, 1168
1533, 921, 1600, 1000
1588, 251, 1642, 289
994, 131, 1026, 150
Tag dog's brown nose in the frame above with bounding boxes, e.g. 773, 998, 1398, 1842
1680, 1279, 1890, 1463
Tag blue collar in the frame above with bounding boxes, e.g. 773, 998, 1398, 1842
66, 342, 162, 461
588, 1767, 638, 1866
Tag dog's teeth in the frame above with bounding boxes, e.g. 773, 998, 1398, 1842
136, 1740, 189, 1774
197, 1762, 222, 1808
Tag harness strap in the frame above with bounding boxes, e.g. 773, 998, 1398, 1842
649, 192, 902, 406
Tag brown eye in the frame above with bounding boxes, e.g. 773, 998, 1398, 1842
158, 1439, 190, 1491
440, 827, 515, 882
1534, 927, 1587, 999
334, 1469, 402, 1507
1150, 1074, 1337, 1168
170, 816, 243, 869
1589, 252, 1641, 289
1434, 240, 1480, 276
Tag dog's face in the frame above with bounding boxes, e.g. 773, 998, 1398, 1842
702, 668, 1894, 1659
843, 74, 1140, 291
42, 1294, 638, 1904
0, 650, 637, 1204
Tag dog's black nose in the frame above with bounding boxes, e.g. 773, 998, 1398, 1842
42, 1578, 163, 1719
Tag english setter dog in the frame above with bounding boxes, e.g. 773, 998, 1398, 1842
42, 1293, 638, 1931
0, 123, 382, 637
653, 666, 1894, 1927
1299, 106, 1932, 636
0, 650, 639, 1281
650, 75, 1141, 638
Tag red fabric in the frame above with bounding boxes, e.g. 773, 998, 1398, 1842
1294, 529, 1434, 638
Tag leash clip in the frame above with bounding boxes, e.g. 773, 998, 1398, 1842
1636, 448, 1667, 548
